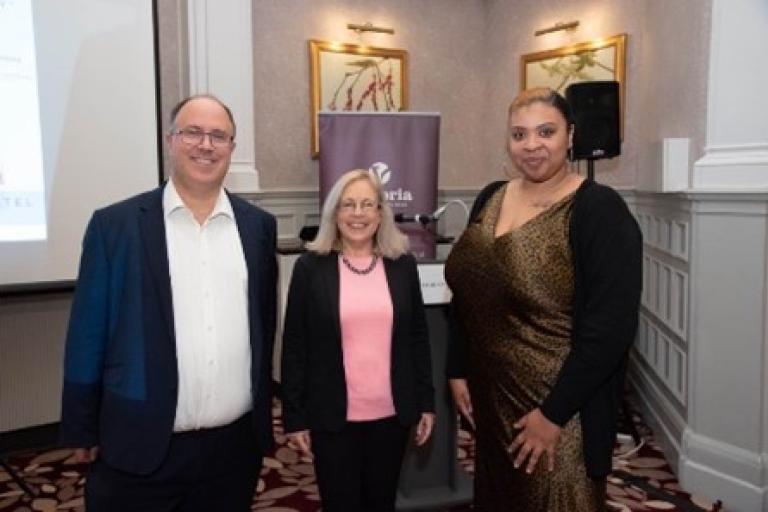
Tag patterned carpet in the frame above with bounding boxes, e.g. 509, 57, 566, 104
0, 400, 725, 512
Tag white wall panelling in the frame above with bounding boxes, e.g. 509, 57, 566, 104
187, 0, 259, 192
680, 191, 768, 510
692, 0, 768, 189
634, 189, 768, 511
631, 191, 693, 488
637, 212, 691, 262
242, 189, 320, 242
636, 313, 687, 405
641, 253, 689, 341
629, 357, 688, 474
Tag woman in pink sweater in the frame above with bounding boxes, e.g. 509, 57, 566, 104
281, 169, 435, 512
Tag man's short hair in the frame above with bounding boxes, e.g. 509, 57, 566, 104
169, 94, 236, 138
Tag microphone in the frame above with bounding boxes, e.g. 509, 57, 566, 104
394, 201, 470, 226
394, 213, 435, 225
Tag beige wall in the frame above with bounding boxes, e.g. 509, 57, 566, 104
252, 0, 489, 190
158, 1, 712, 190
157, 0, 188, 175
483, 0, 711, 187
636, 0, 711, 180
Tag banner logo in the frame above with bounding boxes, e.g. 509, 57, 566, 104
369, 162, 391, 185
368, 161, 414, 205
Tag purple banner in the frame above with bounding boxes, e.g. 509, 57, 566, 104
318, 112, 440, 260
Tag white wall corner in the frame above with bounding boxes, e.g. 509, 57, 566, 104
680, 428, 767, 511
225, 162, 260, 193
693, 144, 768, 190
681, 193, 768, 511
639, 138, 691, 193
693, 0, 768, 190
187, 0, 260, 192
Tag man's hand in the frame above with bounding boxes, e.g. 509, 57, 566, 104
507, 408, 561, 474
448, 378, 475, 430
73, 446, 99, 464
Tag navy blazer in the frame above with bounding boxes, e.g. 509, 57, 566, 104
280, 251, 435, 434
60, 186, 277, 475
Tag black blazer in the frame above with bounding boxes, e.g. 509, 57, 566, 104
281, 251, 434, 434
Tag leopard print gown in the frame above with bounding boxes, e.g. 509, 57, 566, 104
445, 185, 606, 512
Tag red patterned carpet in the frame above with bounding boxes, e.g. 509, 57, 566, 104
0, 399, 725, 511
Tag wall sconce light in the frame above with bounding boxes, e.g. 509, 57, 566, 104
534, 20, 579, 36
347, 22, 394, 35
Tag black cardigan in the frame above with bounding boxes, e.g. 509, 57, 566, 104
446, 179, 642, 478
281, 251, 435, 434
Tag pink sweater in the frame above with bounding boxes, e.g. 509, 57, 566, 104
338, 255, 396, 421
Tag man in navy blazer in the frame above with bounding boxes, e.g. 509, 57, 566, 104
60, 95, 277, 511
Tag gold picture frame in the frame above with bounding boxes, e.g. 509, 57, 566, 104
521, 34, 627, 135
309, 40, 408, 157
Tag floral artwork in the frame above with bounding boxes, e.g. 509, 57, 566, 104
527, 46, 616, 93
309, 40, 407, 156
521, 34, 626, 132
323, 55, 399, 112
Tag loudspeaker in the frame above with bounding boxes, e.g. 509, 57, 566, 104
566, 81, 621, 160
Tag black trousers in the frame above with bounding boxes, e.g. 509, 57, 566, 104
85, 414, 262, 512
311, 415, 410, 512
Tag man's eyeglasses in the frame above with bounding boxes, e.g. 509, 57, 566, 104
173, 128, 233, 148
338, 200, 379, 213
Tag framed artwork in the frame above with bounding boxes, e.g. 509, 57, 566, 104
309, 40, 408, 157
521, 33, 627, 134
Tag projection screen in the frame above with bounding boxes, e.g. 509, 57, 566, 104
0, 0, 161, 290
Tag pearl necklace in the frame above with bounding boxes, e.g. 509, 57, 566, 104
341, 254, 379, 275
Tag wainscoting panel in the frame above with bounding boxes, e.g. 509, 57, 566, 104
642, 253, 689, 342
636, 313, 687, 405
241, 189, 320, 242
633, 194, 691, 416
633, 189, 768, 511
637, 211, 690, 262
628, 191, 693, 475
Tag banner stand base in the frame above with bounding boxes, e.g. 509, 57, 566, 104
396, 470, 473, 511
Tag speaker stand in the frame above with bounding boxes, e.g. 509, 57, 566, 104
587, 159, 596, 181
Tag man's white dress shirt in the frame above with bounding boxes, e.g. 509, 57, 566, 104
163, 180, 252, 431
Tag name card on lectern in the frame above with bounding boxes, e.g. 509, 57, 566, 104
417, 262, 451, 305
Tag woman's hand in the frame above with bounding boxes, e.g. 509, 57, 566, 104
449, 378, 475, 430
414, 413, 435, 446
507, 408, 561, 473
286, 430, 313, 459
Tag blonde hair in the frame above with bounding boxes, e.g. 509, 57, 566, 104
508, 87, 575, 127
306, 169, 409, 258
